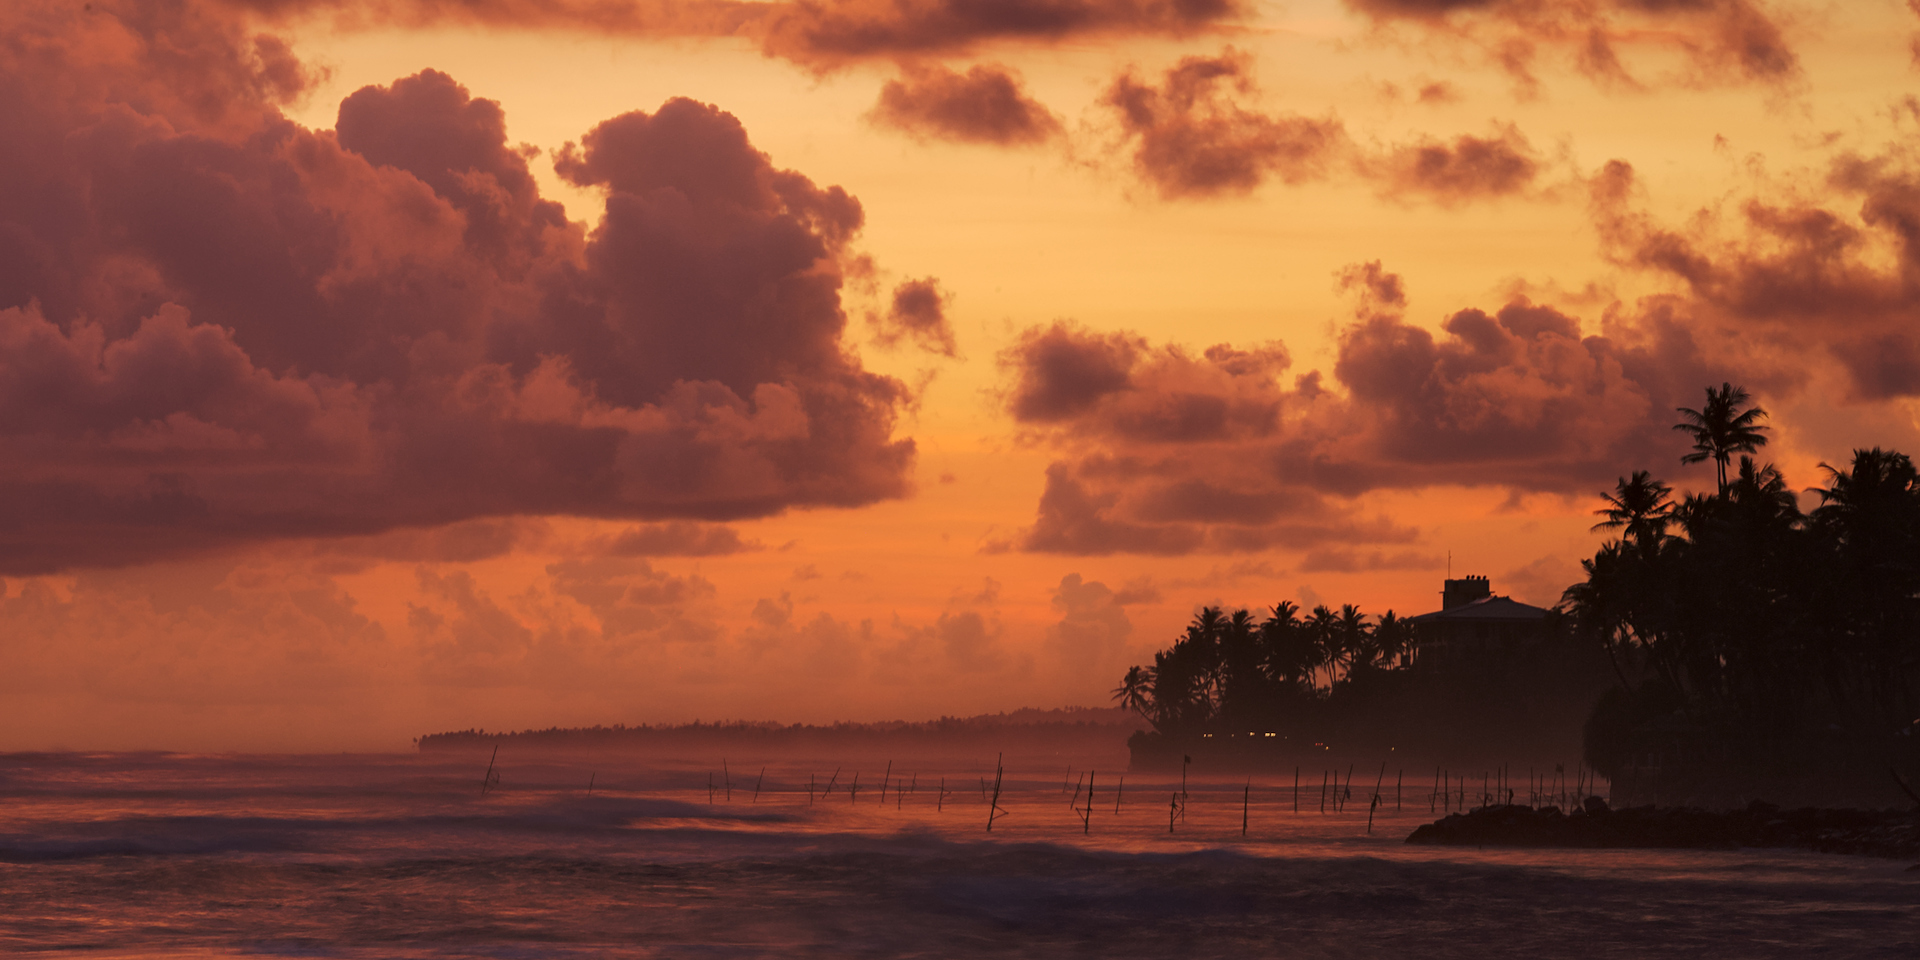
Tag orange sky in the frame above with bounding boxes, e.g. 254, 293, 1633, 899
3, 0, 1918, 750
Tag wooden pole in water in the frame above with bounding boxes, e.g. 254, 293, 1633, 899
1345, 764, 1354, 812
938, 776, 947, 812
754, 767, 765, 804
708, 772, 714, 805
824, 767, 839, 800
809, 773, 815, 805
587, 772, 594, 797
1173, 758, 1188, 823
1082, 771, 1095, 835
1370, 762, 1386, 815
987, 753, 1007, 832
880, 760, 891, 805
723, 760, 731, 802
1319, 770, 1328, 814
1169, 792, 1178, 833
481, 745, 498, 796
1242, 780, 1250, 836
1115, 775, 1125, 814
850, 772, 859, 804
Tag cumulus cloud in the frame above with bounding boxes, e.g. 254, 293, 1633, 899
1910, 0, 1920, 68
300, 518, 553, 570
0, 557, 392, 708
756, 0, 1246, 67
1342, 0, 1801, 94
218, 0, 1245, 69
1097, 50, 1551, 204
1102, 49, 1349, 199
1369, 123, 1545, 205
1003, 322, 1146, 421
1000, 264, 1730, 554
600, 521, 762, 557
871, 277, 960, 356
0, 2, 915, 574
1299, 548, 1442, 573
869, 63, 1063, 145
1416, 80, 1463, 104
1589, 154, 1920, 400
1044, 572, 1134, 665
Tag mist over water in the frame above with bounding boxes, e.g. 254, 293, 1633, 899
3, 753, 1915, 958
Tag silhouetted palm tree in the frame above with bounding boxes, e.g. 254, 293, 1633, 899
1111, 665, 1154, 719
1217, 608, 1265, 725
1810, 447, 1920, 723
1305, 605, 1340, 689
1560, 558, 1637, 692
1727, 456, 1797, 518
1811, 447, 1920, 539
1591, 470, 1674, 547
1336, 604, 1373, 676
1674, 382, 1769, 495
1260, 601, 1321, 690
1372, 611, 1413, 669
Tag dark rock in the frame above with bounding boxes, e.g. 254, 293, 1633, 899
1405, 802, 1920, 859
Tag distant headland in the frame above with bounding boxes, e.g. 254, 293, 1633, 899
416, 706, 1149, 759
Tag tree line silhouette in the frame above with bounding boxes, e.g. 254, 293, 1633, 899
1115, 382, 1920, 777
1568, 384, 1920, 773
1113, 604, 1418, 738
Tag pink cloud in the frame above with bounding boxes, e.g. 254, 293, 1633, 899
0, 3, 915, 573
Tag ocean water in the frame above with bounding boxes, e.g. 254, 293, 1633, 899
2, 752, 1915, 958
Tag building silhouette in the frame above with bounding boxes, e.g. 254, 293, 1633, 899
1408, 576, 1552, 670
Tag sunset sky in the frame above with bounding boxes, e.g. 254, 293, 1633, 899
3, 0, 1918, 750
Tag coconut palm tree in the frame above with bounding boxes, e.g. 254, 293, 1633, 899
1305, 605, 1341, 689
1260, 601, 1321, 690
1811, 447, 1920, 546
1674, 382, 1769, 496
1372, 611, 1414, 669
1591, 470, 1674, 548
1559, 560, 1637, 692
1726, 456, 1797, 519
1335, 604, 1374, 676
1810, 447, 1920, 724
1217, 608, 1265, 723
1111, 665, 1154, 720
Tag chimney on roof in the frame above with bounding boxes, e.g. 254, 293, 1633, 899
1442, 575, 1491, 610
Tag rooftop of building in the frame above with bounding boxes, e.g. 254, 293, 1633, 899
1406, 594, 1552, 623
